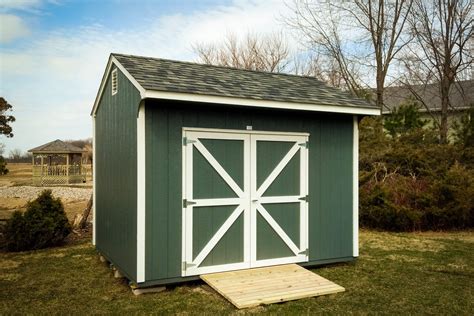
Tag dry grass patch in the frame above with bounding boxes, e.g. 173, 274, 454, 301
0, 163, 32, 187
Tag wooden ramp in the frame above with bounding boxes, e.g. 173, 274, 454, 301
201, 264, 345, 309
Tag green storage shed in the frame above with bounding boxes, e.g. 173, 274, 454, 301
91, 53, 379, 288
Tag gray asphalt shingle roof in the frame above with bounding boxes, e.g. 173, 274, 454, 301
383, 80, 473, 114
113, 53, 377, 110
28, 139, 85, 153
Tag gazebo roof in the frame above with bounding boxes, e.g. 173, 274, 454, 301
28, 139, 85, 154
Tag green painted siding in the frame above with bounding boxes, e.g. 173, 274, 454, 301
145, 100, 354, 283
95, 66, 141, 282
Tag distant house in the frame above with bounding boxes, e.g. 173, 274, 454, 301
381, 80, 473, 138
382, 80, 473, 115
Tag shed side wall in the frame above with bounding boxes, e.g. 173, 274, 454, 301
144, 100, 353, 283
95, 66, 140, 281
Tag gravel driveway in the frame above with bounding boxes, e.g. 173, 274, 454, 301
0, 186, 92, 201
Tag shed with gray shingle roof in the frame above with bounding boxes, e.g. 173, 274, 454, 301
91, 53, 379, 288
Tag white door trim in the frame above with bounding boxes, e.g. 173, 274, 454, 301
182, 128, 309, 277
182, 130, 251, 277
183, 127, 309, 137
193, 140, 244, 197
256, 143, 300, 197
250, 133, 309, 267
255, 204, 300, 255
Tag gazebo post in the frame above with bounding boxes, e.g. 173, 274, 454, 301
66, 154, 70, 184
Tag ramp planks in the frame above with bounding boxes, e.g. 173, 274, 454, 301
201, 264, 345, 309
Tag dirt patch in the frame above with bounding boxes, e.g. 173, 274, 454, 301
386, 254, 422, 263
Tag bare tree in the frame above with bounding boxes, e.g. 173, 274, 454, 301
286, 1, 366, 96
193, 32, 290, 72
287, 0, 413, 108
9, 148, 23, 160
404, 0, 473, 143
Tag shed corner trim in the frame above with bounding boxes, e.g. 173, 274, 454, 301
136, 102, 146, 282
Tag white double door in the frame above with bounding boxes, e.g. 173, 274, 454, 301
182, 129, 309, 276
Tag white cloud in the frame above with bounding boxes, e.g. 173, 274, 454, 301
0, 0, 296, 153
0, 0, 44, 12
0, 14, 30, 43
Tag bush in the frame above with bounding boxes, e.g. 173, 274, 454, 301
0, 155, 8, 175
359, 116, 474, 231
3, 190, 71, 251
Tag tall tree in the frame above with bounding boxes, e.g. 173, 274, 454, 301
193, 32, 290, 72
0, 97, 15, 137
287, 1, 365, 96
287, 0, 413, 109
405, 0, 473, 143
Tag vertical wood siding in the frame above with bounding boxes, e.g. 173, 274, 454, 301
95, 66, 140, 281
145, 100, 354, 283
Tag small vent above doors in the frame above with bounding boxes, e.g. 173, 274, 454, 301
111, 69, 118, 95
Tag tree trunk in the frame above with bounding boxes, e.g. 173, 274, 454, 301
376, 71, 385, 111
439, 79, 450, 144
78, 195, 93, 229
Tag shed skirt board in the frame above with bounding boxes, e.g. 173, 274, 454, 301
201, 263, 345, 309
182, 129, 309, 277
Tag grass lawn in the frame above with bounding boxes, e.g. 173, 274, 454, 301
0, 230, 472, 314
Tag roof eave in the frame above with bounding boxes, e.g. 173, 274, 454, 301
143, 90, 381, 116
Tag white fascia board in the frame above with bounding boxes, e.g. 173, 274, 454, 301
91, 56, 146, 117
145, 90, 381, 116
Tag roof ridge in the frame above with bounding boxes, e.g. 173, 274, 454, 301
111, 53, 326, 81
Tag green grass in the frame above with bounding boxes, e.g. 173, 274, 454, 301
1, 230, 473, 314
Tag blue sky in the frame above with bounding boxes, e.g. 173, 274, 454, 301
0, 0, 291, 153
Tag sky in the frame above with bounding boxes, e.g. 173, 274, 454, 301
0, 0, 295, 153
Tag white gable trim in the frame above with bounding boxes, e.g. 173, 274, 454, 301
91, 56, 380, 116
91, 55, 146, 117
